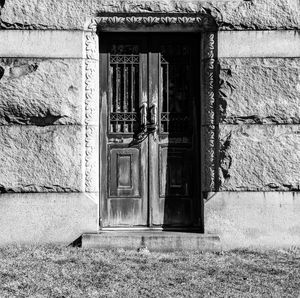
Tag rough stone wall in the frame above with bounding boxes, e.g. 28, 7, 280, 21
0, 1, 298, 195
0, 0, 299, 246
218, 125, 300, 191
216, 58, 300, 192
0, 59, 83, 125
0, 126, 83, 193
0, 57, 84, 193
0, 0, 299, 30
219, 58, 300, 125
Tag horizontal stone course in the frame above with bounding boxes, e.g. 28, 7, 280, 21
0, 0, 299, 30
218, 58, 300, 124
82, 232, 220, 251
218, 31, 300, 58
0, 58, 84, 125
1, 30, 299, 60
0, 30, 84, 58
217, 125, 300, 191
0, 125, 84, 192
205, 192, 300, 248
0, 193, 98, 245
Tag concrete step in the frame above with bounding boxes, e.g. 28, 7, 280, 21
81, 231, 221, 252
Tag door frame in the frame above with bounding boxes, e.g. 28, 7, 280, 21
83, 13, 218, 232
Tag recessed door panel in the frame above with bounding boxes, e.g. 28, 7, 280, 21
108, 198, 145, 226
109, 146, 140, 197
159, 146, 192, 197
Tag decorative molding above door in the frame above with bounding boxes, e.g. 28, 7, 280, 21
86, 13, 217, 32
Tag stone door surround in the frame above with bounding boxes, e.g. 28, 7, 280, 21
84, 13, 218, 194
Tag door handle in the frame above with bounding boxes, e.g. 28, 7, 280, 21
129, 103, 148, 146
149, 103, 158, 139
151, 103, 158, 126
140, 102, 148, 129
150, 103, 158, 128
129, 103, 157, 147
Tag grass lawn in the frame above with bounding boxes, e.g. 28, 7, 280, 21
0, 245, 299, 297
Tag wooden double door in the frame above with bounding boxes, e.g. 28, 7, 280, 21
100, 33, 202, 230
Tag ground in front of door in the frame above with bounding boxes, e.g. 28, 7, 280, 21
0, 245, 299, 297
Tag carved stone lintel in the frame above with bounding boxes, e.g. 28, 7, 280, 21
86, 14, 216, 32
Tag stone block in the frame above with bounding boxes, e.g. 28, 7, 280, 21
0, 58, 84, 125
217, 125, 300, 191
218, 31, 300, 58
0, 30, 84, 58
0, 0, 298, 30
82, 232, 220, 252
0, 193, 98, 245
205, 192, 300, 248
214, 0, 300, 30
219, 58, 300, 124
0, 126, 84, 192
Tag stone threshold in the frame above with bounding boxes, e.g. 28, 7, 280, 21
81, 231, 221, 252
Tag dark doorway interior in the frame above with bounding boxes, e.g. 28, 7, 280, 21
99, 33, 202, 231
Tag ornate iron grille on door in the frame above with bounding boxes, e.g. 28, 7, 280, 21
109, 46, 140, 134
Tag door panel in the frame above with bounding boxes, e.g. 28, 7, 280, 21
150, 35, 200, 227
109, 146, 140, 197
100, 33, 201, 229
101, 35, 148, 226
159, 146, 192, 197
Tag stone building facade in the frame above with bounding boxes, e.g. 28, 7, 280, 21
0, 0, 299, 248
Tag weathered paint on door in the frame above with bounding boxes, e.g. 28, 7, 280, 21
100, 33, 201, 229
